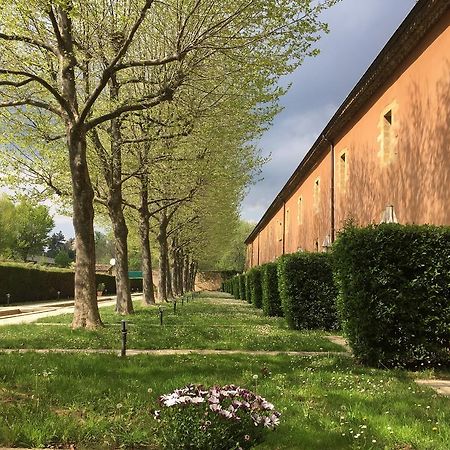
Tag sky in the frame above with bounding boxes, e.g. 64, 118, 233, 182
240, 0, 417, 224
45, 0, 417, 238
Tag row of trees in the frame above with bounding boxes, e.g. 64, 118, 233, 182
0, 0, 338, 328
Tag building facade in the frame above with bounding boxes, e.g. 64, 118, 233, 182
245, 0, 450, 268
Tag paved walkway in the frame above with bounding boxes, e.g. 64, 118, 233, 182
0, 294, 141, 326
0, 348, 352, 357
415, 379, 450, 397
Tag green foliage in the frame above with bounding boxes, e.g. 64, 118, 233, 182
156, 384, 280, 449
15, 199, 54, 260
0, 196, 54, 260
0, 262, 116, 304
277, 252, 338, 331
54, 250, 71, 268
215, 221, 255, 272
232, 276, 240, 299
261, 263, 282, 317
238, 274, 246, 301
247, 267, 263, 309
46, 231, 66, 258
333, 223, 450, 368
0, 195, 16, 256
245, 274, 251, 304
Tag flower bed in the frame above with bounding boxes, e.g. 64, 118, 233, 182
155, 384, 281, 449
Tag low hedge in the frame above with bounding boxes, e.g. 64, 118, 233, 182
247, 267, 263, 309
261, 262, 282, 317
278, 252, 338, 330
333, 223, 450, 368
0, 262, 119, 304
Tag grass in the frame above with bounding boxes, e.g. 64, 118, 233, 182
1, 291, 449, 449
0, 352, 449, 449
0, 293, 342, 352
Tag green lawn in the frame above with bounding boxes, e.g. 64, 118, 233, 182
0, 352, 449, 449
0, 293, 342, 352
0, 292, 449, 449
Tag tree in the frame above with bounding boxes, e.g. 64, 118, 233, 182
1, 0, 338, 327
46, 231, 66, 258
14, 199, 54, 260
54, 249, 72, 267
215, 221, 255, 272
0, 195, 16, 257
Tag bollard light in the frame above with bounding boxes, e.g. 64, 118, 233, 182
181, 296, 184, 306
57, 291, 61, 300
173, 300, 177, 314
6, 293, 11, 305
121, 320, 127, 357
159, 306, 164, 326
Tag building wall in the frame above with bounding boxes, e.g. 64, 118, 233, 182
246, 9, 450, 269
335, 9, 450, 229
284, 152, 332, 253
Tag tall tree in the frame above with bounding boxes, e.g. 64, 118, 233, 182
14, 199, 54, 261
1, 0, 338, 326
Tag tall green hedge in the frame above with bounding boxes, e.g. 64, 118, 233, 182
278, 252, 338, 330
333, 223, 450, 368
244, 274, 251, 304
0, 263, 118, 304
232, 276, 240, 298
261, 262, 282, 317
238, 274, 246, 301
247, 266, 263, 309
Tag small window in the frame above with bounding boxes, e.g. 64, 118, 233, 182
382, 109, 393, 163
297, 196, 303, 225
285, 209, 290, 239
313, 178, 320, 213
277, 220, 283, 242
339, 151, 348, 191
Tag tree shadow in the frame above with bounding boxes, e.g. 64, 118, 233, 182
337, 61, 450, 227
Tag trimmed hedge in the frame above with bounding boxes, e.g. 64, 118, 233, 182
245, 274, 251, 304
238, 274, 246, 301
261, 262, 282, 317
0, 262, 119, 305
333, 223, 450, 368
247, 267, 263, 309
278, 252, 338, 330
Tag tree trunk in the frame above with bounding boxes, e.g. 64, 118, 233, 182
157, 212, 169, 302
183, 254, 190, 293
139, 199, 156, 305
108, 192, 133, 314
69, 130, 103, 329
55, 7, 101, 329
166, 251, 174, 299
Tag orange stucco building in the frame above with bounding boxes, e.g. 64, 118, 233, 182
245, 0, 450, 268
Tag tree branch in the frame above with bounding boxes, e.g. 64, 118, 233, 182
0, 98, 63, 117
84, 87, 175, 131
78, 0, 155, 125
0, 32, 57, 54
0, 69, 69, 113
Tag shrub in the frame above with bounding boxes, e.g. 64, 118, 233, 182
277, 252, 338, 330
261, 263, 282, 317
247, 267, 263, 308
238, 274, 246, 301
333, 223, 450, 368
0, 262, 117, 304
232, 276, 240, 299
245, 274, 251, 304
155, 384, 281, 449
